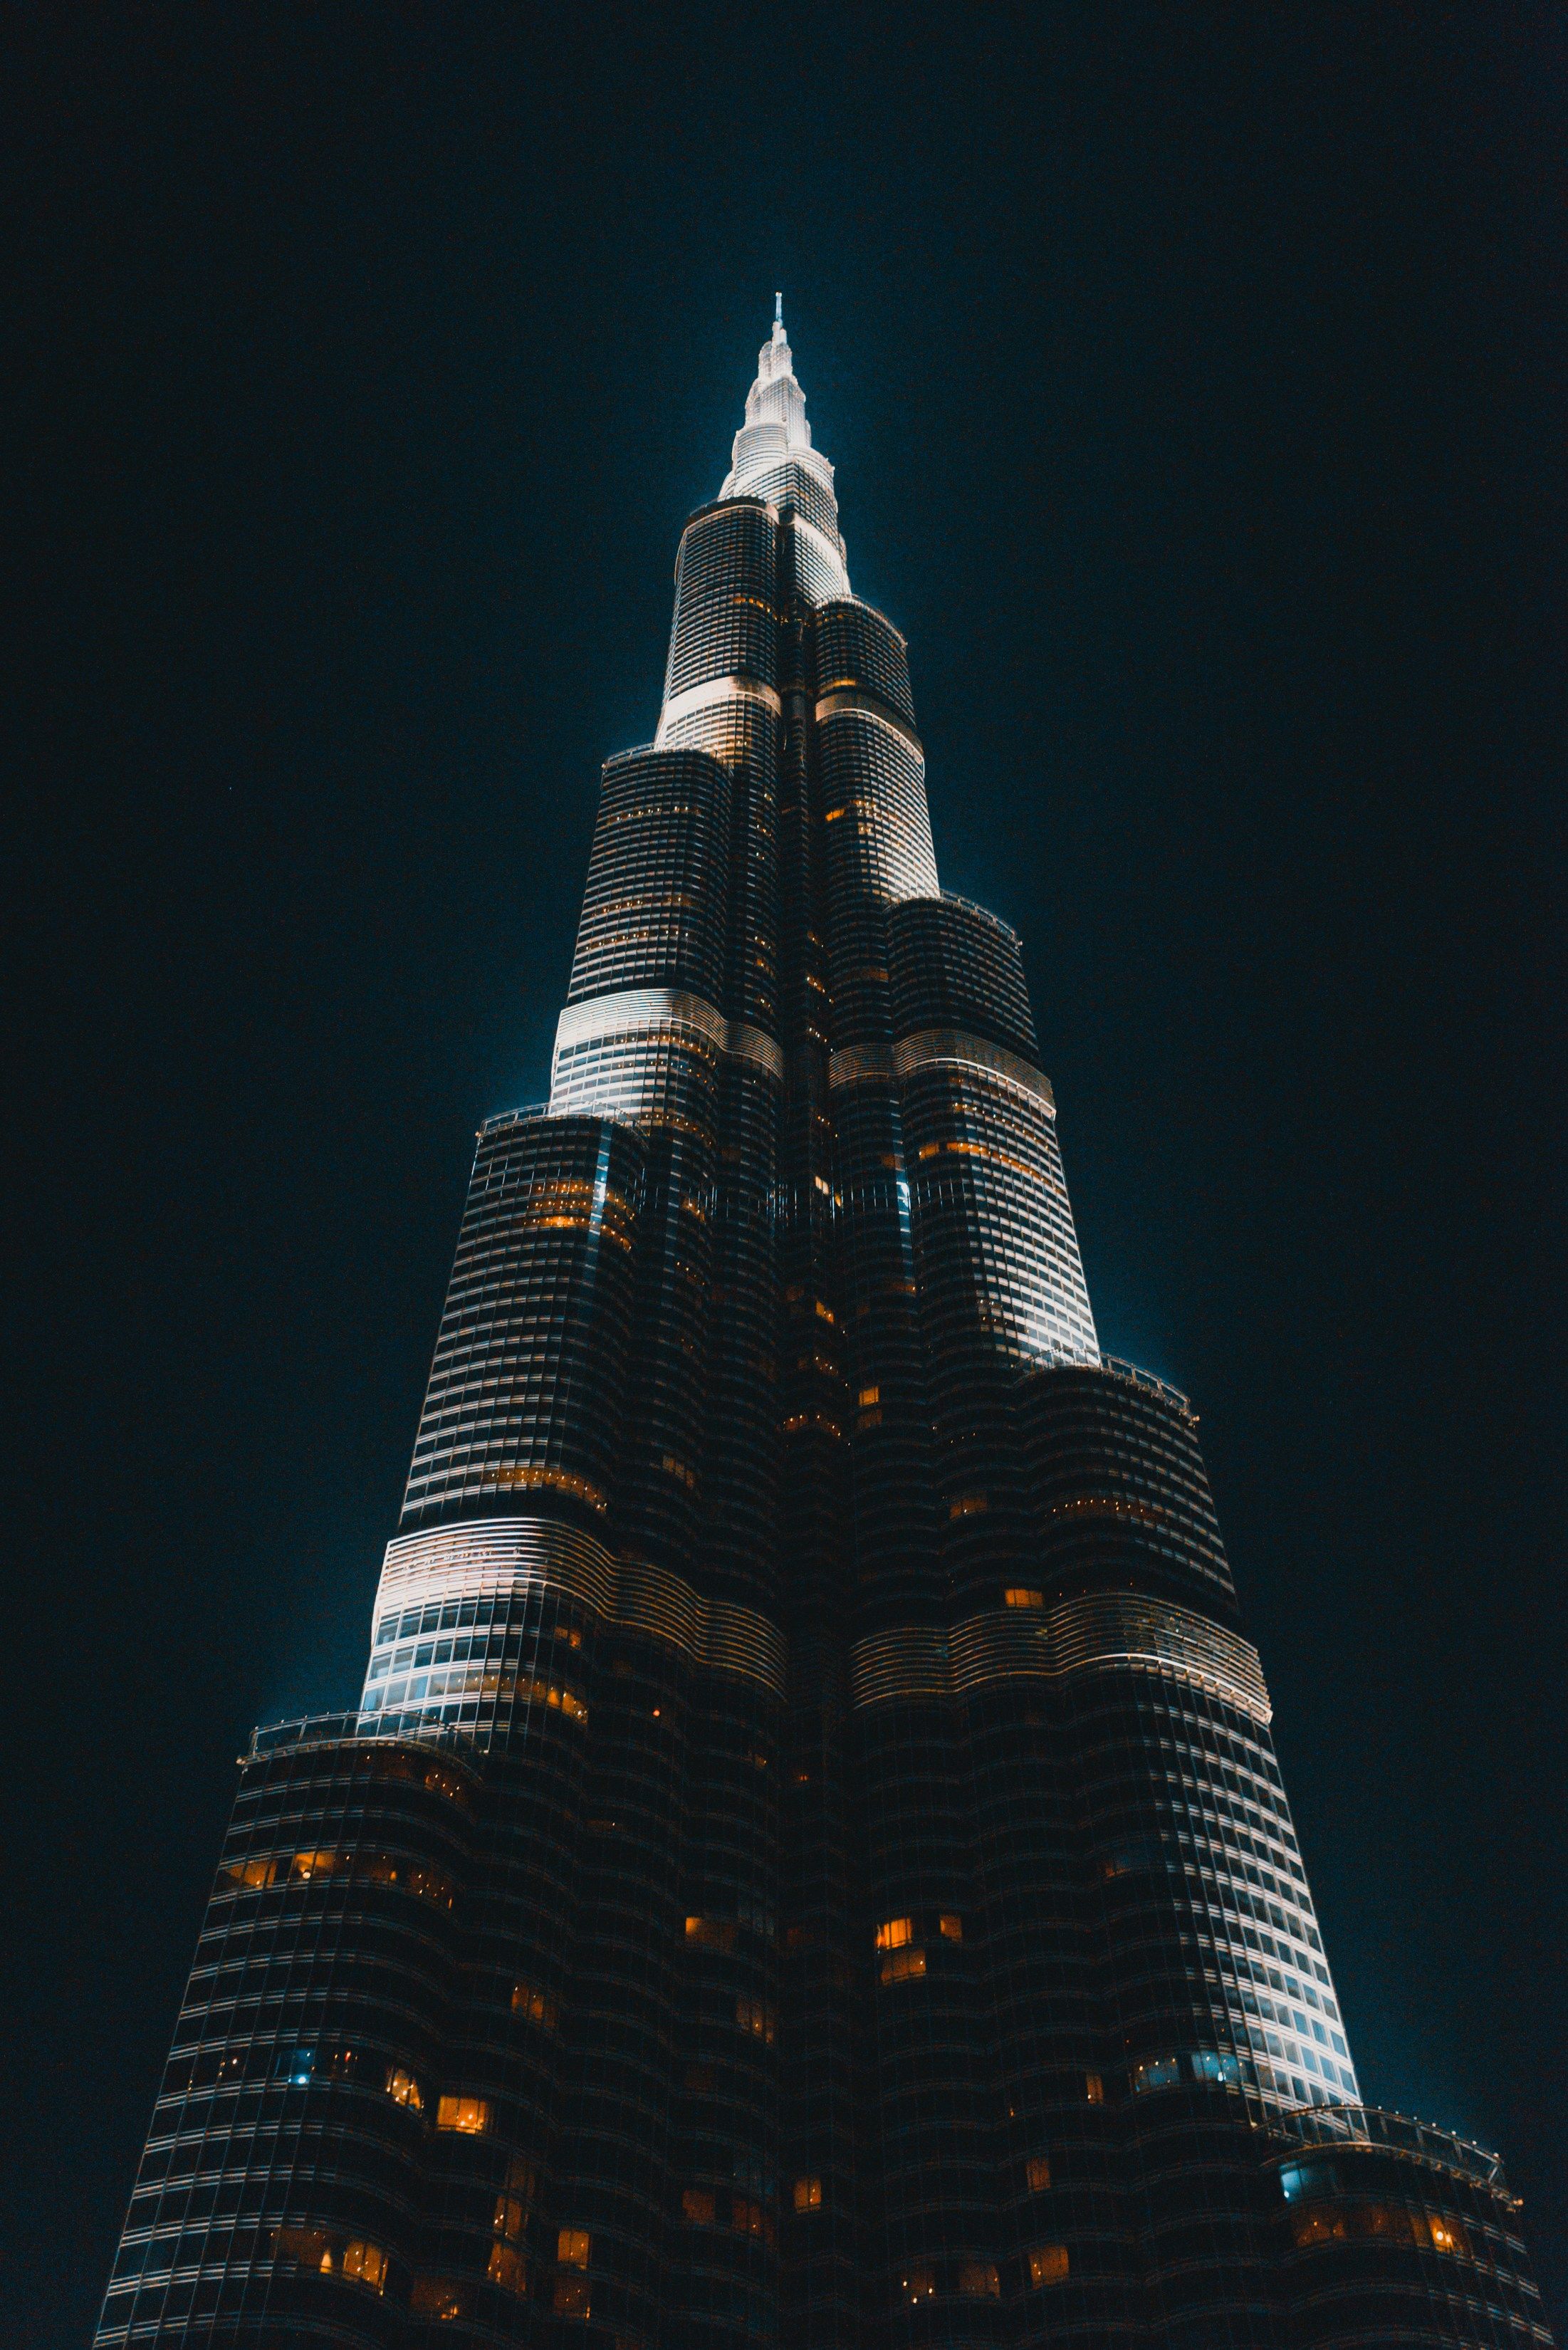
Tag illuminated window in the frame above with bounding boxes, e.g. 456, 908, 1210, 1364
290, 1849, 340, 1882
1004, 1587, 1045, 1611
857, 1384, 879, 1407
512, 1980, 560, 2030
685, 1916, 736, 1950
273, 2225, 333, 2271
938, 1913, 963, 1942
1026, 2154, 1051, 2192
1426, 2213, 1470, 2256
1028, 2244, 1069, 2286
948, 1493, 988, 1520
736, 1996, 777, 2042
874, 1916, 914, 1950
733, 2196, 773, 2242
793, 2176, 823, 2212
385, 2065, 422, 2111
1085, 2072, 1104, 2104
557, 2228, 591, 2269
223, 1855, 279, 1889
486, 2242, 526, 2294
409, 2278, 468, 2319
959, 2261, 1000, 2297
682, 2187, 716, 2224
436, 2094, 491, 2134
494, 2193, 527, 2242
554, 2275, 590, 2317
879, 1946, 926, 1985
903, 2264, 936, 2302
341, 2240, 387, 2291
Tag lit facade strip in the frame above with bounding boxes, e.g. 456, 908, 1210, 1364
850, 1592, 1272, 1723
890, 1025, 1057, 1109
552, 986, 785, 1086
815, 687, 924, 753
656, 673, 783, 741
367, 1518, 785, 1697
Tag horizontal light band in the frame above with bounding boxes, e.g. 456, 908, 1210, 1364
850, 1592, 1271, 1724
814, 689, 923, 753
657, 675, 783, 740
553, 988, 784, 1085
370, 1519, 784, 1698
892, 1028, 1055, 1110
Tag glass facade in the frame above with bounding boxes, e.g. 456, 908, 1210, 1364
98, 306, 1553, 2349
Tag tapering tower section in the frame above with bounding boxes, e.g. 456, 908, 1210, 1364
95, 308, 1554, 2350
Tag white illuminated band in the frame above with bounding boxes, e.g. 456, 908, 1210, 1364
553, 987, 785, 1085
814, 687, 923, 753
365, 1518, 785, 1698
850, 1592, 1272, 1725
656, 674, 783, 745
890, 1028, 1057, 1111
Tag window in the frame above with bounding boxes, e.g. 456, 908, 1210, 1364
938, 1913, 963, 1942
902, 2265, 936, 2302
409, 2279, 468, 2319
385, 2065, 422, 2111
512, 1980, 560, 2030
1085, 2072, 1104, 2104
436, 2094, 491, 2134
1004, 1587, 1045, 1610
1028, 2244, 1069, 2286
222, 1855, 279, 1889
685, 1916, 736, 1950
857, 1385, 879, 1406
340, 2240, 387, 2292
874, 1916, 914, 1950
959, 2262, 1000, 2297
558, 2228, 591, 2269
273, 2226, 333, 2270
486, 2242, 526, 2294
682, 2188, 716, 2224
733, 2197, 773, 2242
290, 1849, 341, 1882
554, 2275, 590, 2317
494, 2194, 527, 2242
949, 1493, 988, 1519
880, 1946, 926, 1984
793, 2176, 823, 2212
736, 1997, 776, 2042
1026, 2153, 1051, 2192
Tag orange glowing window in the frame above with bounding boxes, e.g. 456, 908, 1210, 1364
1026, 2153, 1052, 2192
553, 2274, 590, 2317
409, 2277, 467, 2319
948, 1493, 988, 1520
857, 1384, 880, 1407
223, 1855, 280, 1889
511, 1980, 560, 2031
486, 2241, 525, 2294
289, 1849, 341, 1881
682, 2187, 716, 2224
1085, 2072, 1104, 2105
904, 2263, 936, 2300
938, 1913, 963, 1942
879, 1946, 926, 1985
493, 2193, 526, 2242
685, 1916, 736, 1950
1028, 2244, 1070, 2286
436, 2094, 491, 2135
736, 1996, 776, 2042
557, 2228, 591, 2270
960, 2260, 1000, 2297
385, 2064, 422, 2111
874, 1916, 914, 1950
341, 2239, 387, 2291
1004, 1587, 1045, 1610
793, 2176, 823, 2212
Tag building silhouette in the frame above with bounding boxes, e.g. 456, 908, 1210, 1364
98, 303, 1551, 2350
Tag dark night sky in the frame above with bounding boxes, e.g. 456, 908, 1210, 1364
4, 6, 1564, 2341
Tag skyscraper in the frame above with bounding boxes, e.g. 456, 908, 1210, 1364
98, 303, 1550, 2350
